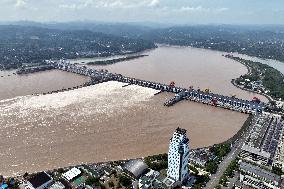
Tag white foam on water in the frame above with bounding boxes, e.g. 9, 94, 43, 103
4, 81, 157, 110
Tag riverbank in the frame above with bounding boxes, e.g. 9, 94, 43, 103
231, 79, 273, 102
225, 55, 284, 102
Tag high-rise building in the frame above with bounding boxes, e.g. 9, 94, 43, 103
167, 127, 190, 183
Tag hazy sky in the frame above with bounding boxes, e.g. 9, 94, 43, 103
1, 0, 284, 24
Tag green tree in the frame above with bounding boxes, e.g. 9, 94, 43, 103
272, 166, 284, 176
189, 165, 199, 175
192, 183, 203, 189
85, 176, 99, 186
219, 175, 228, 186
118, 175, 132, 188
205, 161, 218, 174
214, 184, 222, 189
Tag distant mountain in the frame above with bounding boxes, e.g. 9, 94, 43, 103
0, 25, 156, 70
2, 21, 157, 38
141, 25, 284, 62
1, 22, 284, 69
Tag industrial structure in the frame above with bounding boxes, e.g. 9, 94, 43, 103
123, 159, 149, 179
238, 113, 284, 189
239, 162, 282, 189
18, 60, 266, 114
240, 114, 284, 167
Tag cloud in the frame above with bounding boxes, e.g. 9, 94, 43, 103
148, 0, 160, 7
178, 6, 205, 12
59, 0, 162, 10
217, 7, 229, 12
175, 6, 229, 13
59, 4, 77, 10
15, 0, 26, 8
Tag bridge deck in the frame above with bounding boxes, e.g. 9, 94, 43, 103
42, 60, 266, 114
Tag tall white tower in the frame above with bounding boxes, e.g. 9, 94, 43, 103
167, 127, 190, 183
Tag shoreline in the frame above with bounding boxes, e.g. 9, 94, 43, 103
0, 45, 268, 176
157, 43, 284, 65
225, 55, 283, 103
225, 55, 272, 102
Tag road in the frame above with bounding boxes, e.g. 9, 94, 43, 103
205, 125, 251, 189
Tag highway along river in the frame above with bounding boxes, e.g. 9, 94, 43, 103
0, 46, 267, 176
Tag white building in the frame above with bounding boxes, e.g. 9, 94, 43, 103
167, 127, 190, 183
62, 167, 81, 181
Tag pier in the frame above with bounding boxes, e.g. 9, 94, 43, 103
19, 60, 266, 114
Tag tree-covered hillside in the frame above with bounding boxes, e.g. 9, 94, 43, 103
0, 25, 156, 69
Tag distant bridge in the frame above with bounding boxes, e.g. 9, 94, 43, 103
19, 60, 267, 114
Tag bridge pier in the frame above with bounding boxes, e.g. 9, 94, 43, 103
43, 60, 266, 114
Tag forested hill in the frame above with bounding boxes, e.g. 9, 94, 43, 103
140, 25, 284, 62
0, 25, 156, 70
1, 23, 284, 70
14, 22, 284, 63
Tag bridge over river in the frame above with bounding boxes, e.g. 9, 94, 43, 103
18, 60, 266, 114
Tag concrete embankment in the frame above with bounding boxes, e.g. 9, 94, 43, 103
38, 79, 110, 96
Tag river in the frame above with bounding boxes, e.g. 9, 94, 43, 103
231, 52, 284, 74
0, 70, 89, 100
0, 46, 266, 176
79, 46, 267, 102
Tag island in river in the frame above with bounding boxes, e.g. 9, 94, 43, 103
86, 55, 148, 65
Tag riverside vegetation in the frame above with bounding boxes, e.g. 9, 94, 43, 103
227, 55, 284, 101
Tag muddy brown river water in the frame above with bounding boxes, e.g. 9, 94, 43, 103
0, 46, 267, 176
0, 70, 89, 100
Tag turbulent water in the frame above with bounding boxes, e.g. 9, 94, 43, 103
0, 46, 265, 176
82, 46, 267, 102
0, 81, 247, 176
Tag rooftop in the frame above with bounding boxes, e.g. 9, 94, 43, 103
49, 182, 65, 189
123, 159, 148, 178
241, 145, 270, 159
27, 172, 52, 188
240, 162, 281, 183
176, 127, 187, 135
62, 167, 82, 181
243, 114, 284, 160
